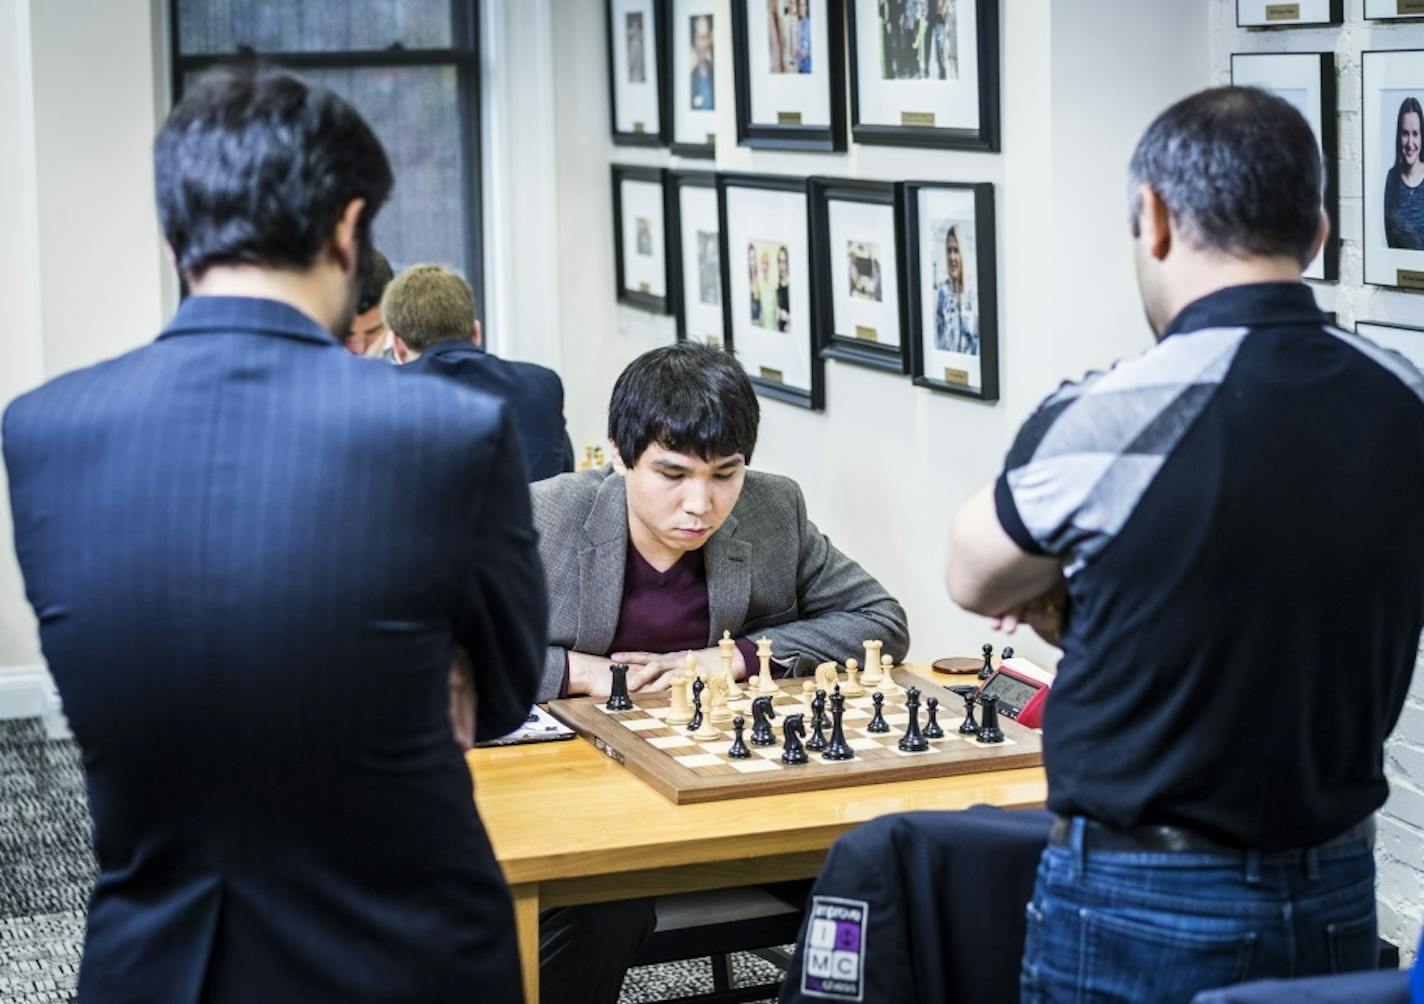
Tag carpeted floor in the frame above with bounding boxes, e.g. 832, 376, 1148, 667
0, 717, 782, 1003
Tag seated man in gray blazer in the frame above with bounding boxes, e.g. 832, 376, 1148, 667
533, 341, 909, 700
532, 342, 910, 1003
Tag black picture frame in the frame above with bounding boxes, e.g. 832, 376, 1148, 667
607, 0, 671, 146
1361, 48, 1424, 292
1356, 319, 1424, 369
845, 0, 1000, 152
902, 180, 998, 402
807, 177, 910, 374
612, 164, 672, 314
667, 0, 718, 158
728, 0, 848, 153
1230, 52, 1338, 282
1236, 0, 1344, 26
1365, 0, 1424, 20
667, 169, 725, 344
717, 172, 826, 410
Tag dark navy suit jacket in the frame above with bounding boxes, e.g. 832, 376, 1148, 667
403, 339, 574, 482
3, 296, 546, 1002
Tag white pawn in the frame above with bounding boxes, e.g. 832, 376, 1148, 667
877, 653, 903, 695
842, 657, 865, 697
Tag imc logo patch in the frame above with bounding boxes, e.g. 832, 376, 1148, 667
801, 895, 867, 1001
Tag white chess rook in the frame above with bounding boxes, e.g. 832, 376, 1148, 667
861, 640, 884, 685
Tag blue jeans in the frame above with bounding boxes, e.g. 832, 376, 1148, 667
1020, 818, 1378, 1004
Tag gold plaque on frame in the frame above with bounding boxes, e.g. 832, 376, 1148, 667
776, 111, 803, 125
707, 133, 717, 145
639, 282, 650, 293
1400, 0, 1424, 14
1398, 269, 1424, 291
901, 111, 936, 127
1264, 3, 1301, 19
633, 122, 646, 133
943, 368, 970, 386
854, 325, 879, 342
759, 366, 785, 383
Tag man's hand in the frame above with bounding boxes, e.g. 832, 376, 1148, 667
990, 577, 1068, 647
448, 646, 477, 750
567, 650, 619, 697
609, 646, 747, 694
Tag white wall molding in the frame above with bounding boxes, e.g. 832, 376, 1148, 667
0, 664, 67, 738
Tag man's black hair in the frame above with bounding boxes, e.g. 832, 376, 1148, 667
1128, 86, 1322, 267
356, 248, 394, 314
154, 69, 394, 278
609, 343, 760, 466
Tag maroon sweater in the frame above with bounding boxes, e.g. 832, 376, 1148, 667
560, 542, 758, 696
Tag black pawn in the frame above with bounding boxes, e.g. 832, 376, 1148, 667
924, 696, 944, 739
976, 695, 1005, 744
781, 714, 809, 765
822, 691, 854, 761
957, 689, 980, 735
1001, 646, 1014, 661
866, 692, 890, 733
606, 663, 634, 711
687, 678, 705, 731
898, 687, 929, 753
749, 696, 778, 746
727, 716, 751, 759
978, 642, 995, 679
806, 692, 828, 751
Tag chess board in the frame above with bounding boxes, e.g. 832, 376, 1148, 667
547, 670, 1042, 805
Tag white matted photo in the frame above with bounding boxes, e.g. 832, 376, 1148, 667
809, 178, 907, 373
672, 0, 718, 156
730, 0, 846, 151
1363, 50, 1424, 291
1230, 53, 1336, 281
670, 173, 725, 346
1365, 0, 1424, 19
719, 175, 823, 408
612, 165, 669, 313
904, 181, 997, 400
608, 0, 665, 144
1357, 320, 1424, 368
1237, 0, 1342, 26
847, 0, 998, 150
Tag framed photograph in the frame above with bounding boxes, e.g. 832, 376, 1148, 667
1231, 53, 1338, 281
608, 0, 669, 145
668, 171, 726, 346
670, 0, 718, 157
1363, 50, 1424, 291
1236, 0, 1343, 25
612, 164, 671, 313
718, 173, 824, 409
903, 181, 997, 401
1365, 0, 1424, 19
846, 0, 1000, 151
808, 178, 909, 373
729, 0, 847, 152
1357, 320, 1424, 367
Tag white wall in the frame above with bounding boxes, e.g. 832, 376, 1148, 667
549, 0, 1210, 672
1207, 0, 1424, 964
0, 0, 171, 724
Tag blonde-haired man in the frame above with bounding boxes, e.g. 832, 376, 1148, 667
387, 264, 573, 480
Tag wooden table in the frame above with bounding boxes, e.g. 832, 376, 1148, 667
466, 662, 1049, 1003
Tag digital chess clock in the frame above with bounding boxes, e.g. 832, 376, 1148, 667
978, 657, 1054, 729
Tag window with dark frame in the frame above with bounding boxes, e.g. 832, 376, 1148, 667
170, 0, 483, 317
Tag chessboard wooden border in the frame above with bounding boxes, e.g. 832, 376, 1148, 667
547, 670, 1042, 805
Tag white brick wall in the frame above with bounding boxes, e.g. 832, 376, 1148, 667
1209, 0, 1424, 965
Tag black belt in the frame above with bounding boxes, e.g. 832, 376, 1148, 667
1048, 815, 1375, 855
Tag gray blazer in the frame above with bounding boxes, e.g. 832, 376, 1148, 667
530, 466, 910, 700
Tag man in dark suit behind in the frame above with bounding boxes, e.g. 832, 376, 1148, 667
3, 70, 546, 1002
387, 263, 575, 481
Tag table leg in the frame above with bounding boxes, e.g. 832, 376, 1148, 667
512, 882, 540, 1004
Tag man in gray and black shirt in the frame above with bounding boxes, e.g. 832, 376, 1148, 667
948, 87, 1424, 1001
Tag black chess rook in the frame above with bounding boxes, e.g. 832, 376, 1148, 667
976, 694, 1005, 744
605, 663, 634, 711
